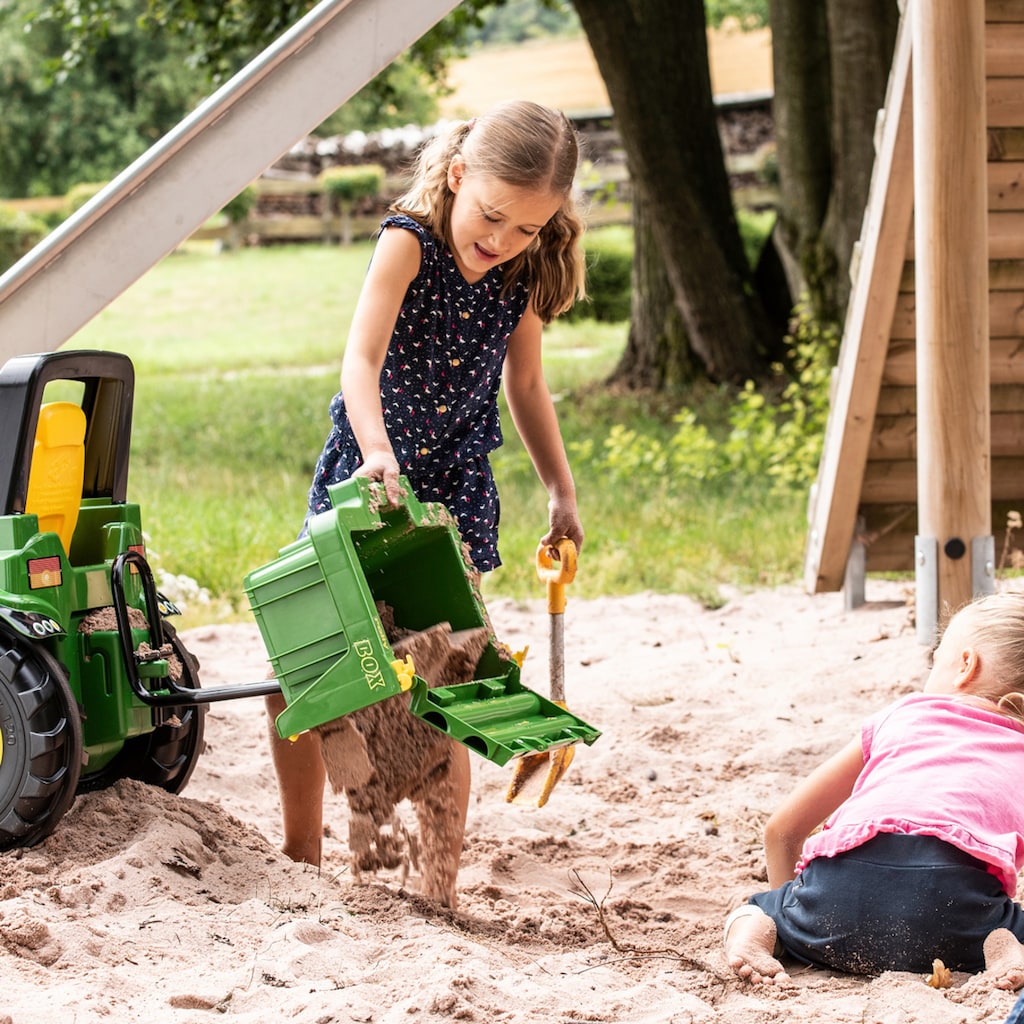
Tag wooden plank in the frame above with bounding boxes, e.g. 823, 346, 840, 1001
864, 532, 916, 572
875, 385, 917, 415
989, 127, 1024, 160
802, 9, 914, 593
988, 162, 1024, 208
890, 289, 1024, 338
990, 260, 1024, 288
861, 460, 923, 504
988, 77, 1024, 128
987, 0, 1024, 22
860, 499, 1024, 573
900, 260, 1024, 289
877, 383, 1024, 415
986, 23, 1024, 75
868, 410, 1024, 459
990, 211, 1024, 257
884, 336, 1024, 385
862, 457, 1024, 504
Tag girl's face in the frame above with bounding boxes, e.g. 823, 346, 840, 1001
446, 157, 562, 282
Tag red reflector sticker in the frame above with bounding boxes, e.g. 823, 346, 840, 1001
128, 543, 145, 573
28, 555, 62, 589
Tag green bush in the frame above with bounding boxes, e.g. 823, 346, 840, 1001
319, 165, 384, 245
0, 204, 49, 274
221, 185, 257, 224
568, 225, 632, 323
318, 164, 385, 204
568, 212, 777, 326
590, 299, 840, 492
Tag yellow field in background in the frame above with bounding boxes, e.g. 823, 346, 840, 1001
439, 27, 773, 118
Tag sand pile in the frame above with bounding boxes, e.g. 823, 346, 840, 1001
4, 583, 1024, 1022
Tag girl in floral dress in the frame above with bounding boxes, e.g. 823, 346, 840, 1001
265, 101, 588, 903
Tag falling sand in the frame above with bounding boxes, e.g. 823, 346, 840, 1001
315, 605, 490, 907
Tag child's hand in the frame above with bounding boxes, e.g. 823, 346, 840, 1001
543, 501, 584, 556
354, 451, 404, 506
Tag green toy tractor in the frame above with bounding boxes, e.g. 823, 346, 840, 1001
0, 349, 600, 853
0, 350, 280, 851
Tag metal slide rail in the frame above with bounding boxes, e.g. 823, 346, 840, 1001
0, 0, 459, 363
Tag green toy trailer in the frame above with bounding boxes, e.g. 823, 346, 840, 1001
0, 350, 600, 852
245, 474, 601, 766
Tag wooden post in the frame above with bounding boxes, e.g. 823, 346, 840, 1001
912, 0, 991, 642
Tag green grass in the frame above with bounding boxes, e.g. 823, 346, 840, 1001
70, 241, 808, 626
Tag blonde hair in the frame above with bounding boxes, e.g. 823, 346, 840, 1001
942, 592, 1024, 725
390, 100, 586, 322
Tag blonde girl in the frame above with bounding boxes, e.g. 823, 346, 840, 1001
265, 101, 587, 902
726, 592, 1024, 990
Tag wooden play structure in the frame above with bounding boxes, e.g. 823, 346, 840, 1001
804, 0, 1024, 641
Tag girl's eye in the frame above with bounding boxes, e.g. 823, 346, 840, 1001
482, 212, 499, 223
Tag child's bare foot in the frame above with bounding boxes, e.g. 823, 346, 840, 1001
724, 906, 792, 986
981, 928, 1024, 991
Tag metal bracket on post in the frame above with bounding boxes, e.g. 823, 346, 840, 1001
972, 535, 996, 598
843, 516, 866, 610
915, 536, 938, 646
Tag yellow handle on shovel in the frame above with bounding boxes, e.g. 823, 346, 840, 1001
536, 537, 577, 614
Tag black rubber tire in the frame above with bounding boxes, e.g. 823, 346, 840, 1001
0, 631, 83, 850
78, 621, 206, 795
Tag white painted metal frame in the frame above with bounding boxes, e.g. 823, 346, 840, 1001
0, 0, 459, 362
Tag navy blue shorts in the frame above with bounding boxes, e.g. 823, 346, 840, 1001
751, 833, 1024, 974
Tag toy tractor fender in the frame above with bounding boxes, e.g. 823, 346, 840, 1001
0, 604, 66, 643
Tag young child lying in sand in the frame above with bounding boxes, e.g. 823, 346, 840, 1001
725, 591, 1024, 989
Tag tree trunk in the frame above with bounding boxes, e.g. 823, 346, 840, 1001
821, 0, 899, 315
771, 0, 899, 322
573, 0, 779, 385
767, 0, 833, 313
609, 192, 696, 390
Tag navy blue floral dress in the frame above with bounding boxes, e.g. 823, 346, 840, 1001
307, 214, 531, 571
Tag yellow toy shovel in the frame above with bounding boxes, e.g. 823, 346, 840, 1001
506, 537, 578, 807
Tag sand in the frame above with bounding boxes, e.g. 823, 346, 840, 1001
3, 580, 1023, 1023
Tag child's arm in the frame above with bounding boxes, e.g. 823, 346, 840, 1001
340, 227, 421, 506
763, 734, 864, 888
503, 305, 584, 553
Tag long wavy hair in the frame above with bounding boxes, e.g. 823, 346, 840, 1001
390, 100, 586, 323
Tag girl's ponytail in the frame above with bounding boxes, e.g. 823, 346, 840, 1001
391, 120, 474, 235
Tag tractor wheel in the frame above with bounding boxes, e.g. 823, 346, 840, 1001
0, 630, 83, 850
79, 622, 206, 795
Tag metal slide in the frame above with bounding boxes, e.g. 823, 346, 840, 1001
0, 0, 460, 363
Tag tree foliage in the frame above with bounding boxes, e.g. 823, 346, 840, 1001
32, 0, 506, 83
703, 0, 769, 30
0, 1, 204, 197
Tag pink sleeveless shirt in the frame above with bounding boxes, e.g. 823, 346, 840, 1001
798, 693, 1024, 896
